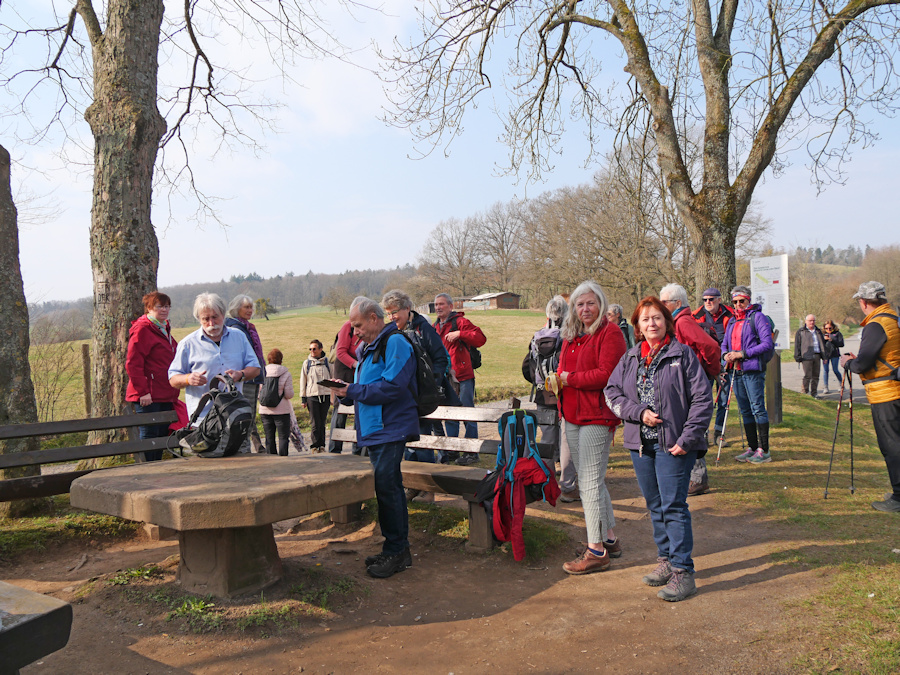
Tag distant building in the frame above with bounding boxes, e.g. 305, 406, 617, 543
464, 292, 521, 310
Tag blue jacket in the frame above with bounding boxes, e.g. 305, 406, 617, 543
344, 324, 420, 447
604, 340, 713, 455
407, 310, 450, 380
721, 305, 774, 373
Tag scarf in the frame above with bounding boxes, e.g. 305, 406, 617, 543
640, 334, 671, 368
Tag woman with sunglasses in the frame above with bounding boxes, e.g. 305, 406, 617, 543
722, 286, 775, 464
821, 320, 845, 394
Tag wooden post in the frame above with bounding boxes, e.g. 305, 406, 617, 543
766, 353, 783, 425
81, 344, 91, 417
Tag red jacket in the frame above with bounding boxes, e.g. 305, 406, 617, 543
492, 457, 560, 561
558, 318, 626, 426
674, 309, 721, 379
125, 315, 180, 403
433, 311, 487, 382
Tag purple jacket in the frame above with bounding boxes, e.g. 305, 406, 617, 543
721, 306, 774, 373
604, 340, 713, 455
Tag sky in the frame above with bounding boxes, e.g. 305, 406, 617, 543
9, 3, 900, 304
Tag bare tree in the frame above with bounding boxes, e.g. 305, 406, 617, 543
476, 200, 525, 292
1, 2, 352, 449
418, 216, 486, 296
0, 145, 41, 518
383, 0, 900, 296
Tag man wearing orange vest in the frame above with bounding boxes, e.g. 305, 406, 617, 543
841, 281, 900, 513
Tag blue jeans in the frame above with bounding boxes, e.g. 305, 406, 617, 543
134, 401, 173, 461
822, 356, 841, 388
631, 443, 696, 573
445, 378, 478, 439
732, 369, 768, 425
404, 419, 436, 463
714, 370, 733, 434
368, 440, 409, 555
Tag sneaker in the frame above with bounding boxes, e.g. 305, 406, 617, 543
657, 568, 697, 602
603, 537, 623, 558
562, 547, 610, 575
365, 547, 413, 569
823, 387, 830, 394
747, 449, 772, 464
871, 497, 900, 513
715, 435, 730, 448
366, 548, 413, 578
413, 491, 434, 503
641, 557, 673, 587
688, 480, 710, 496
404, 488, 421, 502
559, 488, 581, 503
455, 454, 478, 466
734, 448, 754, 462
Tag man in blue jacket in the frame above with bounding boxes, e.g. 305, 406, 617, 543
334, 297, 420, 578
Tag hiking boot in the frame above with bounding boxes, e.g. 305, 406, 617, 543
404, 488, 421, 502
871, 497, 900, 513
734, 447, 754, 462
748, 449, 772, 464
562, 548, 610, 575
688, 480, 710, 496
657, 568, 697, 602
366, 548, 413, 577
715, 435, 730, 448
641, 557, 673, 587
365, 547, 412, 569
603, 537, 623, 558
559, 488, 581, 503
455, 453, 479, 466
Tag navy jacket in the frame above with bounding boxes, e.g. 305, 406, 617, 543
344, 324, 420, 447
604, 340, 713, 455
407, 310, 450, 381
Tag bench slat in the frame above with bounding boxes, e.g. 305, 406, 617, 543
330, 428, 552, 458
0, 437, 176, 470
0, 469, 97, 502
335, 404, 556, 425
0, 412, 179, 440
400, 462, 484, 496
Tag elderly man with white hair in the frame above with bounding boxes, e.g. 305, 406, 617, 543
168, 292, 260, 422
794, 314, 825, 398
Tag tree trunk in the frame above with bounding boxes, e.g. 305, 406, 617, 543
79, 0, 166, 454
0, 145, 43, 518
686, 187, 743, 302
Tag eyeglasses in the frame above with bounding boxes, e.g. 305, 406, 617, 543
387, 308, 406, 317
153, 305, 171, 310
733, 298, 749, 305
702, 297, 717, 302
661, 299, 677, 305
309, 347, 318, 351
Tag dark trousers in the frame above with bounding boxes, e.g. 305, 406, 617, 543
871, 399, 900, 499
134, 401, 174, 461
308, 396, 331, 449
368, 440, 409, 555
261, 413, 290, 456
800, 358, 821, 395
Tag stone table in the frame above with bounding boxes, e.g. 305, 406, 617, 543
70, 454, 374, 598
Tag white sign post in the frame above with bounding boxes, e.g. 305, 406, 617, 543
750, 254, 790, 350
750, 253, 788, 424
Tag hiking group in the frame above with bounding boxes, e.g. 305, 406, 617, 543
128, 280, 900, 593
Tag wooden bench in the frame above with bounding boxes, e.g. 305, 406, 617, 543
0, 580, 73, 674
330, 401, 559, 551
0, 411, 179, 502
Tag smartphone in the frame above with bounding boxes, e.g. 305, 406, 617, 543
317, 379, 346, 388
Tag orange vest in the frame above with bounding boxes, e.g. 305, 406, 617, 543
859, 306, 900, 404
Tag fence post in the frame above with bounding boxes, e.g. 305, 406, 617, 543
81, 344, 91, 417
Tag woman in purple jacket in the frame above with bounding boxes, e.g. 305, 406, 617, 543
605, 296, 713, 602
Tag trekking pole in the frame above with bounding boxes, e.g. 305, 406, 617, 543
715, 367, 736, 466
848, 371, 855, 494
824, 368, 848, 499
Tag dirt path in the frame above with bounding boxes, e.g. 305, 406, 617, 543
3, 468, 821, 675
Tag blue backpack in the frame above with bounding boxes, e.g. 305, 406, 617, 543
494, 409, 553, 501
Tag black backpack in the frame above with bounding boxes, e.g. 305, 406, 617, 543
523, 326, 562, 406
373, 328, 443, 417
450, 316, 482, 369
258, 372, 283, 408
175, 374, 254, 458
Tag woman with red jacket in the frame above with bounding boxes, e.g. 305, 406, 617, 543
555, 280, 627, 574
125, 292, 180, 461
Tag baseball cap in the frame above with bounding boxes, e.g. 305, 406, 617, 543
852, 281, 887, 301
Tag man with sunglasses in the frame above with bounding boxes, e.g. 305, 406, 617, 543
692, 288, 735, 447
722, 286, 775, 464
